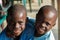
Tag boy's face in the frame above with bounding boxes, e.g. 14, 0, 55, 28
35, 11, 56, 35
7, 12, 26, 36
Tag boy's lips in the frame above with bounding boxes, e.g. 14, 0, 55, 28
14, 30, 20, 33
37, 27, 46, 34
13, 29, 22, 34
40, 27, 45, 30
39, 28, 45, 32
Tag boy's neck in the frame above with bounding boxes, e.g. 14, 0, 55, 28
34, 30, 44, 37
6, 27, 16, 38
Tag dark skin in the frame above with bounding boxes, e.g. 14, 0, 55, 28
6, 4, 27, 38
35, 5, 57, 37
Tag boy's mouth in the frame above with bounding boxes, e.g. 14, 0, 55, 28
37, 27, 47, 34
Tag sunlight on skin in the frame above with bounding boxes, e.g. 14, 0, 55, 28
47, 12, 55, 18
19, 12, 23, 17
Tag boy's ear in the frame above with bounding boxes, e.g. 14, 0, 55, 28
26, 17, 28, 23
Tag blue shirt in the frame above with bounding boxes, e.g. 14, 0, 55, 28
0, 17, 55, 40
34, 30, 55, 40
0, 17, 35, 40
21, 17, 55, 40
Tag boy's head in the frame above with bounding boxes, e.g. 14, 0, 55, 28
35, 5, 57, 35
6, 4, 27, 37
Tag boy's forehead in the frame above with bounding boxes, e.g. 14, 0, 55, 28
19, 12, 24, 18
36, 13, 56, 21
11, 12, 26, 20
44, 11, 55, 19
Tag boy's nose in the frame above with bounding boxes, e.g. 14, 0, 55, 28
42, 23, 47, 27
15, 23, 20, 28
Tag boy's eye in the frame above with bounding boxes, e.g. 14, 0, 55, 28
18, 21, 23, 25
45, 22, 50, 26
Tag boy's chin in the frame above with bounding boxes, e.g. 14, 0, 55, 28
38, 30, 46, 35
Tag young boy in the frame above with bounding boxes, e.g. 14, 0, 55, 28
0, 4, 35, 40
34, 5, 57, 40
0, 5, 57, 40
0, 4, 27, 40
16, 5, 57, 40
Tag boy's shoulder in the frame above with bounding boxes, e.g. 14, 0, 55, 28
34, 30, 55, 40
0, 29, 13, 40
27, 17, 35, 24
20, 17, 35, 40
0, 29, 7, 40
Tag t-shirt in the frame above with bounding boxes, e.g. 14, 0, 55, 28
0, 17, 35, 40
34, 30, 55, 40
0, 17, 55, 40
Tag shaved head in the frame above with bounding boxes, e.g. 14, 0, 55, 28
42, 5, 57, 20
7, 4, 27, 22
6, 4, 27, 37
35, 5, 57, 36
37, 5, 57, 22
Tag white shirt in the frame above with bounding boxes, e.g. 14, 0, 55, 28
34, 30, 55, 40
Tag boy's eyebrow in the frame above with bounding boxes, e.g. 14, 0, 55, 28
18, 21, 23, 23
45, 22, 51, 25
45, 21, 56, 26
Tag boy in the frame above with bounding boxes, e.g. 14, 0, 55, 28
17, 5, 57, 40
34, 5, 57, 40
0, 4, 27, 40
